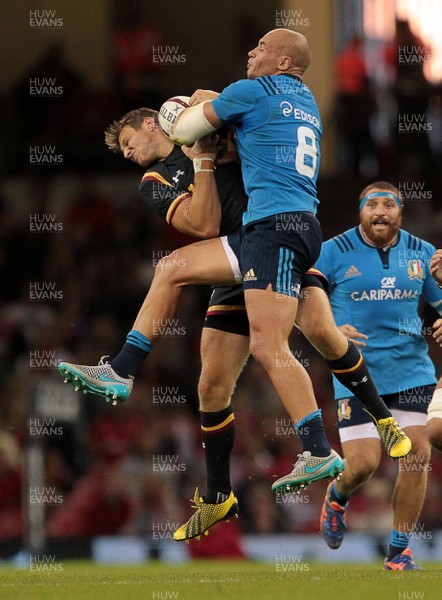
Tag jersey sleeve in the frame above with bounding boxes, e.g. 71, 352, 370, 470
421, 241, 442, 313
139, 172, 191, 224
212, 79, 258, 125
316, 240, 336, 290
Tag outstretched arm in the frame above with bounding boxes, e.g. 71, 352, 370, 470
170, 101, 222, 146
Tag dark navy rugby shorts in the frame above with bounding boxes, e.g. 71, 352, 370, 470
224, 211, 322, 299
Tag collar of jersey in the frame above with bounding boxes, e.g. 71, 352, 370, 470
169, 145, 185, 160
272, 73, 303, 83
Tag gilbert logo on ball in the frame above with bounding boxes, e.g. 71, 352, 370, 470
159, 96, 190, 137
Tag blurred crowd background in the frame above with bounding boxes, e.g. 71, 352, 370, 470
1, 0, 442, 558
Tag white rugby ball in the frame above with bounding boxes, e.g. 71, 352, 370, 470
158, 96, 191, 137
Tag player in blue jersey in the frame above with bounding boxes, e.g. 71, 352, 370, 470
317, 181, 442, 570
427, 249, 442, 452
167, 29, 346, 494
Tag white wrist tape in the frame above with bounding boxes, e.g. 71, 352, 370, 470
170, 102, 216, 146
193, 157, 215, 173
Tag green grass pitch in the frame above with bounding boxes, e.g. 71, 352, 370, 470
1, 560, 441, 600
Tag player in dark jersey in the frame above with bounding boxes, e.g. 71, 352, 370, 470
428, 249, 442, 452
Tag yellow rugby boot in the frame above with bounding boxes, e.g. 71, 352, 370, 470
173, 487, 239, 542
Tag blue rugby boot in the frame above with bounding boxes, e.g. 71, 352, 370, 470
58, 356, 133, 405
320, 480, 348, 549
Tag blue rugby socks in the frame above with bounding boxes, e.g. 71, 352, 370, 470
111, 329, 153, 378
295, 409, 330, 457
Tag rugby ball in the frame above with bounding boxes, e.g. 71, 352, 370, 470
158, 96, 190, 137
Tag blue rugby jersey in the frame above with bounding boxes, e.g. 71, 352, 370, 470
317, 226, 442, 398
212, 74, 321, 225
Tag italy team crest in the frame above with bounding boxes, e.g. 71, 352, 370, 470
407, 259, 423, 281
337, 399, 352, 421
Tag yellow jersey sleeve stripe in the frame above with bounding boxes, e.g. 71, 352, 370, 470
165, 192, 191, 224
201, 413, 235, 432
141, 172, 173, 186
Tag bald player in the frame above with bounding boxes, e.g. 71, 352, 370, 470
165, 29, 345, 501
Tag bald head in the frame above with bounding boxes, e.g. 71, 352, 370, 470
246, 29, 312, 79
268, 29, 311, 71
